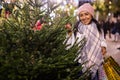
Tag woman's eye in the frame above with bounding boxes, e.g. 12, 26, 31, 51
85, 13, 89, 15
80, 14, 83, 17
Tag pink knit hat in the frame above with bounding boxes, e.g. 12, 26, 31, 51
77, 3, 94, 17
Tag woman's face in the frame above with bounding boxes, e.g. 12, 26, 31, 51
79, 11, 92, 25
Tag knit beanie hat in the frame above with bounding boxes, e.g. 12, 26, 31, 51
77, 3, 94, 17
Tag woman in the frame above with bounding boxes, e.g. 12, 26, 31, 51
73, 3, 107, 80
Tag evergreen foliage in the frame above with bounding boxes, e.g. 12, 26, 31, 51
0, 0, 88, 80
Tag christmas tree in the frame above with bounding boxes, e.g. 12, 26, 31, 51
0, 0, 89, 80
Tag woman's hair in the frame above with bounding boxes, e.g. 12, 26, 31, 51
92, 18, 102, 33
73, 18, 102, 37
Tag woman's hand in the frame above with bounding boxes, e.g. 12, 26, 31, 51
101, 47, 107, 55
